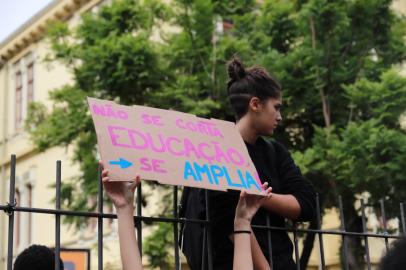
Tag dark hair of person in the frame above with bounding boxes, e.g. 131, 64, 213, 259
226, 56, 282, 120
14, 244, 64, 270
378, 237, 406, 270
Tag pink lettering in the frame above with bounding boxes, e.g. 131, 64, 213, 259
166, 136, 184, 156
93, 104, 106, 116
107, 126, 247, 168
139, 157, 167, 173
197, 142, 215, 163
128, 130, 148, 149
145, 133, 166, 152
142, 114, 164, 126
93, 104, 128, 120
227, 147, 245, 166
140, 157, 152, 171
175, 118, 223, 138
152, 159, 167, 173
184, 138, 201, 158
175, 118, 185, 129
108, 126, 131, 148
212, 141, 230, 163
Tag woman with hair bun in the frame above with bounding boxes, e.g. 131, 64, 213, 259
181, 56, 316, 270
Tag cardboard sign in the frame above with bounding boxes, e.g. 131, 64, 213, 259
88, 97, 262, 194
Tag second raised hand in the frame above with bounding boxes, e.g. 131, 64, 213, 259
234, 182, 273, 225
100, 160, 141, 209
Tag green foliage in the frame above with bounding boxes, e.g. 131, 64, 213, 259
297, 121, 406, 197
141, 182, 177, 268
344, 69, 406, 127
143, 222, 174, 269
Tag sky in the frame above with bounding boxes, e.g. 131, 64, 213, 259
0, 0, 54, 44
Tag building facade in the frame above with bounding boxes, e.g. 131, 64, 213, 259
0, 1, 124, 269
1, 0, 405, 269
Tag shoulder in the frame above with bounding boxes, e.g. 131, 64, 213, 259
260, 137, 290, 157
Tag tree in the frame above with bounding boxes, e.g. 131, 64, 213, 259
26, 0, 406, 268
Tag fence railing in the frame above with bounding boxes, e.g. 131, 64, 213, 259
1, 154, 405, 270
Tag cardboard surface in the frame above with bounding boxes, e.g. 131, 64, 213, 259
88, 97, 262, 194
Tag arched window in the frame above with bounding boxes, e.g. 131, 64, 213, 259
15, 71, 23, 129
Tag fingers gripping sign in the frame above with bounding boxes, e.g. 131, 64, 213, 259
234, 182, 273, 225
100, 160, 141, 209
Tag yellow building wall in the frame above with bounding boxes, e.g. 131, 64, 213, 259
0, 1, 125, 269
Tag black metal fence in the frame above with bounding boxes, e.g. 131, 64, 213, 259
1, 154, 405, 270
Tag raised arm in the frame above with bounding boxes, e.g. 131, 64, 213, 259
100, 161, 143, 270
233, 183, 272, 270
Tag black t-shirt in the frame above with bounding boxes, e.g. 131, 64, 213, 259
208, 137, 316, 270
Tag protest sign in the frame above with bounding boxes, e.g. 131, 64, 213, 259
88, 97, 262, 194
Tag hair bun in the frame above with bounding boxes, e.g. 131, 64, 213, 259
227, 56, 246, 82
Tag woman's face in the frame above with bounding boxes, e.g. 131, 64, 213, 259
250, 96, 283, 136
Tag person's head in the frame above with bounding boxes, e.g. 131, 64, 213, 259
378, 237, 406, 270
14, 244, 64, 270
226, 56, 282, 136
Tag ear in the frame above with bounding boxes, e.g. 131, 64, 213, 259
248, 97, 262, 112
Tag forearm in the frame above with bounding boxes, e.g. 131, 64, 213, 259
262, 194, 301, 220
251, 231, 271, 270
116, 205, 143, 270
233, 219, 253, 270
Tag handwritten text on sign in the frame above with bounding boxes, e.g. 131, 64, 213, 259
88, 97, 262, 194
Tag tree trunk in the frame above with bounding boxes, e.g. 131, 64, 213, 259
341, 196, 364, 270
309, 16, 331, 128
300, 216, 318, 269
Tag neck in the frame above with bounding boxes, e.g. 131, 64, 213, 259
236, 116, 258, 145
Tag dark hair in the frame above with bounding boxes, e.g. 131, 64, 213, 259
14, 245, 64, 270
226, 56, 281, 120
378, 238, 406, 270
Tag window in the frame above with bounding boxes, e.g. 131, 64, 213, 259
13, 54, 35, 132
15, 71, 23, 129
27, 63, 34, 104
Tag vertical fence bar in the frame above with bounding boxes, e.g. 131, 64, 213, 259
6, 155, 16, 270
201, 225, 207, 270
266, 215, 273, 269
97, 165, 103, 270
360, 199, 371, 270
136, 183, 142, 254
55, 160, 61, 270
400, 202, 405, 235
316, 194, 326, 270
379, 199, 389, 251
204, 190, 213, 270
173, 186, 180, 270
338, 196, 349, 270
293, 223, 300, 270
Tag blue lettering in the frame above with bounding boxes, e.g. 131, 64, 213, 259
222, 166, 246, 188
209, 165, 223, 185
183, 161, 198, 181
193, 162, 212, 183
238, 170, 261, 190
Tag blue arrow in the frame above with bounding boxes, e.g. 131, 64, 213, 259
109, 158, 133, 169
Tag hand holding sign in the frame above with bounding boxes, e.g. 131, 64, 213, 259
100, 160, 140, 209
88, 97, 262, 194
234, 182, 273, 226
